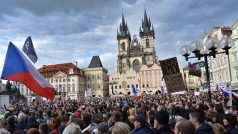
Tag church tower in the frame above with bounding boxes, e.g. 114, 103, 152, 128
117, 14, 131, 74
140, 10, 157, 65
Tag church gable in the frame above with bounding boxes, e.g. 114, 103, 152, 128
53, 71, 67, 78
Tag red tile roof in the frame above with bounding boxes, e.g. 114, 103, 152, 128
38, 63, 83, 78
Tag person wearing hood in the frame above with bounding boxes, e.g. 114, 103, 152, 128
189, 109, 214, 134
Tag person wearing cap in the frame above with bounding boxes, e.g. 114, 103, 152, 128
154, 110, 173, 134
132, 114, 154, 134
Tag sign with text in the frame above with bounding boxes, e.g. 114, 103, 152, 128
160, 57, 185, 93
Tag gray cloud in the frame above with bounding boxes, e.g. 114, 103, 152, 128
0, 0, 237, 76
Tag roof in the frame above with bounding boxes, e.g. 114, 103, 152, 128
38, 63, 82, 77
88, 56, 103, 68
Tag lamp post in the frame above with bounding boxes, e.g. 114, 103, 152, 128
180, 34, 234, 103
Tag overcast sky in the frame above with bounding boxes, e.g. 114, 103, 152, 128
0, 0, 237, 76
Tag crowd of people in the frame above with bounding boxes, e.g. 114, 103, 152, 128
0, 91, 238, 134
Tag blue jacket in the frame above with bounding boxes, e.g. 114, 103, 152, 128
132, 126, 154, 134
16, 122, 27, 130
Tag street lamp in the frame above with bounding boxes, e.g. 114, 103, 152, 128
180, 35, 234, 103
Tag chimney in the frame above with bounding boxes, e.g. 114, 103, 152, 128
75, 61, 78, 67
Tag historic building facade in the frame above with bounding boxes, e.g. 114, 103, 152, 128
230, 20, 238, 88
183, 67, 205, 91
203, 27, 232, 89
83, 56, 109, 97
109, 10, 184, 95
19, 63, 85, 100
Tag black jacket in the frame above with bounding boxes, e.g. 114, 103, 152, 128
155, 126, 173, 134
196, 123, 214, 134
225, 124, 238, 134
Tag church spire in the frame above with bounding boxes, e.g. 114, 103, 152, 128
117, 12, 131, 41
140, 9, 155, 38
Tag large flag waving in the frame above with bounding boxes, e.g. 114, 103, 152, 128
1, 42, 55, 100
22, 36, 38, 63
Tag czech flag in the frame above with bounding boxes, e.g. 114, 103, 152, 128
1, 42, 55, 100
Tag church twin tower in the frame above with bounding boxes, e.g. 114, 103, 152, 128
117, 10, 158, 74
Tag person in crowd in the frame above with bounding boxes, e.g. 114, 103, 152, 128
16, 113, 26, 131
27, 128, 40, 134
52, 117, 60, 134
132, 114, 154, 134
111, 122, 130, 134
174, 119, 195, 134
223, 113, 238, 134
212, 123, 226, 134
1, 92, 238, 134
128, 108, 136, 123
189, 109, 215, 134
0, 128, 10, 134
39, 123, 50, 134
108, 111, 122, 133
27, 116, 39, 130
154, 110, 173, 134
82, 112, 92, 129
57, 116, 68, 134
5, 115, 18, 134
97, 122, 109, 134
62, 123, 82, 134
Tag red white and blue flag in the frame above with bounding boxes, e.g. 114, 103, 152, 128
1, 42, 55, 100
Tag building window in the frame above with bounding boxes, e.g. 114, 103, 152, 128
121, 42, 125, 51
224, 57, 226, 64
236, 68, 238, 79
143, 84, 145, 88
147, 84, 149, 87
127, 85, 130, 88
119, 85, 121, 89
146, 39, 149, 48
115, 85, 117, 89
233, 53, 238, 62
51, 79, 53, 83
111, 86, 113, 90
136, 84, 138, 88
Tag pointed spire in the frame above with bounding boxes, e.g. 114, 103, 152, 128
140, 9, 154, 38
144, 9, 149, 26
117, 11, 131, 41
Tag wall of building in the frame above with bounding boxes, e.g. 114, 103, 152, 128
230, 21, 238, 88
204, 27, 231, 88
83, 67, 108, 97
